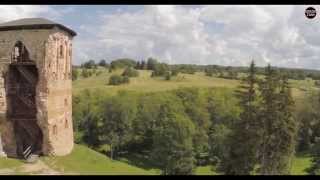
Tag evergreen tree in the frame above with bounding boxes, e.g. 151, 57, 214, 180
135, 61, 141, 70
218, 61, 261, 174
141, 60, 146, 70
275, 75, 297, 174
307, 91, 320, 175
308, 139, 320, 175
258, 65, 297, 175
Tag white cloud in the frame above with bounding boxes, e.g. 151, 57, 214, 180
73, 5, 320, 69
0, 5, 60, 23
1, 5, 320, 70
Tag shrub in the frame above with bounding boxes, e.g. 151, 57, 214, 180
109, 75, 130, 85
151, 63, 169, 77
165, 71, 171, 81
72, 68, 78, 81
171, 69, 179, 76
122, 67, 139, 77
123, 76, 130, 84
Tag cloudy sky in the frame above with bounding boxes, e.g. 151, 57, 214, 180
0, 5, 319, 69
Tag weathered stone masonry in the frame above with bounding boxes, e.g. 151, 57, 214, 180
0, 18, 76, 158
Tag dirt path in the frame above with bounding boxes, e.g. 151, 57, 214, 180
0, 160, 61, 175
18, 160, 61, 175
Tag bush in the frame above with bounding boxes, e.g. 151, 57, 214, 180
72, 68, 78, 81
151, 63, 169, 77
165, 71, 171, 80
122, 67, 139, 77
171, 69, 179, 76
81, 69, 90, 78
110, 58, 137, 69
123, 76, 130, 84
81, 60, 97, 69
109, 75, 130, 85
96, 71, 102, 76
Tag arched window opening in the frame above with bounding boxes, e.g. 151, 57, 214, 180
12, 41, 31, 63
65, 118, 69, 129
59, 45, 64, 58
53, 125, 58, 135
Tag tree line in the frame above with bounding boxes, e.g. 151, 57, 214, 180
72, 60, 320, 175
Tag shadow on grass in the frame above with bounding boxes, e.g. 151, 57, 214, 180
116, 153, 159, 171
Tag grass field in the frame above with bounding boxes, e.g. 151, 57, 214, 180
73, 68, 317, 99
0, 144, 312, 175
73, 69, 241, 96
291, 154, 312, 175
41, 144, 159, 175
0, 156, 23, 169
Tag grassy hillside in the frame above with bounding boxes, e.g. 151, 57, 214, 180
0, 144, 312, 175
0, 157, 23, 169
73, 69, 240, 96
41, 144, 160, 175
73, 68, 317, 99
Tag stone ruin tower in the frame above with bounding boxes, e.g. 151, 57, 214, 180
0, 18, 76, 159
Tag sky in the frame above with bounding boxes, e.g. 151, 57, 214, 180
0, 5, 320, 70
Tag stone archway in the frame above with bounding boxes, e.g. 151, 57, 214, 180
6, 41, 43, 159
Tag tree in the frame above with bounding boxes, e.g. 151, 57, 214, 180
151, 102, 196, 175
308, 139, 320, 175
175, 88, 211, 165
165, 71, 171, 80
122, 67, 139, 77
135, 61, 141, 70
208, 124, 231, 166
82, 60, 96, 69
72, 68, 78, 81
72, 89, 106, 147
151, 63, 169, 77
218, 61, 261, 175
101, 93, 138, 159
147, 58, 158, 70
277, 75, 297, 173
258, 65, 297, 175
171, 69, 179, 76
98, 59, 107, 67
141, 60, 147, 70
109, 75, 130, 85
307, 91, 320, 175
110, 58, 136, 69
81, 69, 89, 78
296, 91, 320, 152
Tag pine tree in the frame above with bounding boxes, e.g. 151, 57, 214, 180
258, 65, 297, 175
141, 60, 146, 70
135, 61, 141, 70
276, 75, 297, 174
308, 139, 320, 175
307, 91, 320, 175
218, 61, 261, 174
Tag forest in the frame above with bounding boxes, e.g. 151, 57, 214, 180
71, 58, 320, 175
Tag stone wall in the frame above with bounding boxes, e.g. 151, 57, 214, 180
43, 31, 73, 156
0, 27, 74, 157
